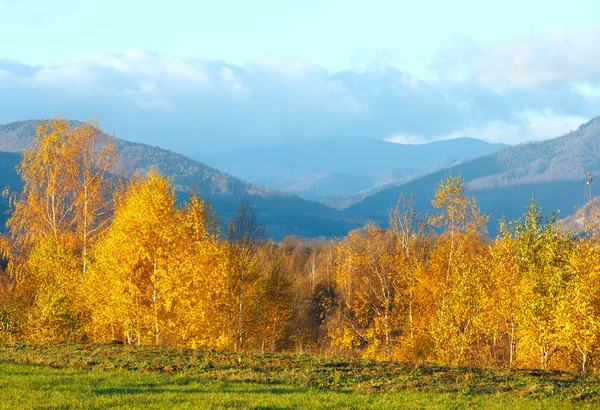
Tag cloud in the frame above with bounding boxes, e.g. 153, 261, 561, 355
30, 51, 210, 91
435, 25, 600, 88
386, 134, 427, 144
435, 110, 588, 145
572, 81, 600, 102
0, 48, 598, 158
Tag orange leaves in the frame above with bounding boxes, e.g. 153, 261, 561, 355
429, 175, 488, 236
1, 116, 118, 343
7, 116, 117, 257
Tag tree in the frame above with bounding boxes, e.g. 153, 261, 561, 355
86, 171, 177, 345
513, 201, 573, 369
489, 219, 522, 366
389, 194, 429, 360
161, 195, 231, 348
257, 243, 296, 353
0, 116, 117, 342
559, 238, 600, 372
4, 117, 116, 273
427, 175, 491, 365
227, 195, 265, 351
332, 224, 404, 359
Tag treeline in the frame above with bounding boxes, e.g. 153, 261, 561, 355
1, 118, 600, 374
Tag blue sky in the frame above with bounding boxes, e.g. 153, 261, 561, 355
3, 0, 599, 76
1, 0, 600, 155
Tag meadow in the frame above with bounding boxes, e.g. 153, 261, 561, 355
0, 344, 598, 409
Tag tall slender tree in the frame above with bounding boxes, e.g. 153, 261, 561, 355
228, 195, 265, 351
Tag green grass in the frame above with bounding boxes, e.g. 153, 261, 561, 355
0, 345, 598, 409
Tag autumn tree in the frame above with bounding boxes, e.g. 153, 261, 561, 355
0, 116, 117, 341
560, 238, 600, 372
86, 171, 177, 345
332, 224, 405, 359
488, 219, 522, 366
513, 201, 573, 369
427, 175, 492, 365
4, 117, 116, 272
227, 195, 265, 351
161, 195, 231, 349
389, 194, 429, 360
256, 243, 296, 352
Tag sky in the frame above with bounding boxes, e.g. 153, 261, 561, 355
1, 0, 600, 156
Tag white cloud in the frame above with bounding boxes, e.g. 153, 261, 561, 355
572, 81, 600, 102
251, 55, 325, 79
33, 64, 98, 87
386, 134, 427, 144
29, 50, 210, 90
436, 110, 588, 145
326, 95, 370, 116
220, 67, 250, 94
0, 70, 13, 80
386, 110, 588, 146
436, 25, 600, 88
135, 98, 176, 112
0, 49, 598, 154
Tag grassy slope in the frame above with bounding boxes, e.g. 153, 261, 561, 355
0, 345, 597, 409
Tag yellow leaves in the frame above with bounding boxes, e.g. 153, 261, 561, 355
84, 170, 234, 348
6, 135, 600, 372
429, 175, 489, 236
330, 326, 361, 351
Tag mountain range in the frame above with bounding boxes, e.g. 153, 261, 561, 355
0, 121, 363, 239
343, 117, 600, 234
2, 117, 600, 239
201, 137, 507, 202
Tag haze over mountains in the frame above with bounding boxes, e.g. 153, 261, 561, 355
2, 116, 600, 239
202, 137, 506, 202
344, 116, 600, 234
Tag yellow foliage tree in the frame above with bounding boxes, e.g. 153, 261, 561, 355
513, 201, 573, 369
1, 116, 116, 341
161, 196, 232, 349
332, 224, 405, 360
427, 175, 492, 366
86, 171, 176, 345
559, 238, 600, 372
488, 219, 522, 366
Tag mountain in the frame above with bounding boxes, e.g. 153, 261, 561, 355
0, 151, 23, 230
344, 117, 600, 234
0, 120, 363, 239
201, 137, 507, 202
561, 198, 600, 234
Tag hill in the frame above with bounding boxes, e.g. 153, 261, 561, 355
202, 137, 506, 202
0, 151, 23, 230
344, 117, 600, 233
0, 120, 362, 239
561, 197, 600, 234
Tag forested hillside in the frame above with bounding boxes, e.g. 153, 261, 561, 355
0, 120, 361, 239
344, 117, 600, 232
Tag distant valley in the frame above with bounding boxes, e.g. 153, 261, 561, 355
202, 137, 507, 203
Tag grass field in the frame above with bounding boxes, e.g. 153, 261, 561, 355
0, 345, 598, 409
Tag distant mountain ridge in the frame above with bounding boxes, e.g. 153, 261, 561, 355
0, 120, 363, 239
344, 117, 600, 234
201, 137, 507, 202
